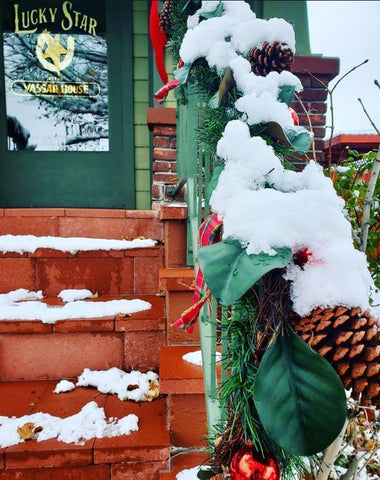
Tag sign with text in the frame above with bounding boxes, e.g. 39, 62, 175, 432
3, 1, 109, 151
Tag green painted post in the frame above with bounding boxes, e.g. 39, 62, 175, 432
177, 81, 221, 437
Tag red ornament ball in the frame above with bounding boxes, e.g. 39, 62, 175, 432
229, 447, 281, 480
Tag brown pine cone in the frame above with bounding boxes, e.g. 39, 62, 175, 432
289, 306, 380, 407
249, 41, 294, 76
159, 0, 172, 35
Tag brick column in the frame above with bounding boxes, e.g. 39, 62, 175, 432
147, 108, 181, 206
291, 55, 340, 165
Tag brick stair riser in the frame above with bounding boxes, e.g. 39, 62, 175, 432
0, 248, 164, 296
0, 463, 168, 480
0, 330, 165, 381
0, 210, 163, 240
0, 294, 166, 381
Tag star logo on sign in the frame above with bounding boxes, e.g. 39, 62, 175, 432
36, 30, 75, 75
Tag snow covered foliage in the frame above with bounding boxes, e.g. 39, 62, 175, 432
176, 0, 376, 316
177, 1, 303, 137
211, 120, 374, 315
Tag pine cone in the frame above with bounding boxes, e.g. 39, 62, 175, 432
289, 306, 380, 407
249, 41, 294, 76
159, 0, 172, 35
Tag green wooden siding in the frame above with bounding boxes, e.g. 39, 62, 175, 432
132, 0, 151, 209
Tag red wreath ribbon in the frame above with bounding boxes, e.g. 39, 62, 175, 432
149, 0, 169, 85
174, 214, 223, 333
154, 79, 180, 105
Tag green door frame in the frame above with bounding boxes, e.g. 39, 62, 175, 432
0, 1, 135, 208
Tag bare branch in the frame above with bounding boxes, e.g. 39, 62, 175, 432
331, 59, 369, 94
358, 97, 380, 135
316, 418, 349, 480
294, 93, 317, 163
360, 146, 380, 252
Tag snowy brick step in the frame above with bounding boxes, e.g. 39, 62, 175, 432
0, 379, 169, 477
0, 235, 164, 295
0, 293, 166, 381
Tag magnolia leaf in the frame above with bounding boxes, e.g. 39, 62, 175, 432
253, 328, 347, 456
262, 121, 312, 154
278, 85, 296, 106
198, 241, 292, 306
200, 1, 224, 19
174, 62, 192, 85
197, 468, 215, 480
218, 67, 235, 107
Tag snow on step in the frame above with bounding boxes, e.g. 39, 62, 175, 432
0, 234, 156, 254
0, 288, 151, 323
0, 380, 170, 476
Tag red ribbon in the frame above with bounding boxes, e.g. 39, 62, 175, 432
154, 79, 180, 105
149, 1, 168, 85
174, 214, 223, 333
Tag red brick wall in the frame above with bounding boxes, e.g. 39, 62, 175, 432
147, 55, 340, 202
291, 55, 339, 166
147, 108, 179, 204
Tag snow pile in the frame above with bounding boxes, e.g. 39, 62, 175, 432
182, 350, 221, 366
77, 367, 159, 402
211, 121, 374, 315
0, 401, 138, 448
54, 380, 76, 393
0, 234, 156, 255
58, 289, 93, 302
0, 288, 152, 323
178, 1, 303, 136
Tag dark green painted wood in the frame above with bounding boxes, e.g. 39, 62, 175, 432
0, 1, 135, 208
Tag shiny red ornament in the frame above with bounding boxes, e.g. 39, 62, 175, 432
293, 247, 313, 268
288, 106, 299, 126
229, 447, 281, 480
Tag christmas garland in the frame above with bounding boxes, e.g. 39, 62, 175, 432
150, 2, 380, 479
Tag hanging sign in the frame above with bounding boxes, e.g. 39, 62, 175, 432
3, 1, 109, 152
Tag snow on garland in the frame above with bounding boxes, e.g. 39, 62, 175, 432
155, 1, 380, 479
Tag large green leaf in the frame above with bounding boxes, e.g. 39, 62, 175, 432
278, 85, 296, 106
253, 328, 347, 456
198, 241, 292, 306
262, 121, 312, 154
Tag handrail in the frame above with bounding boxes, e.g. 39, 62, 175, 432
176, 81, 222, 437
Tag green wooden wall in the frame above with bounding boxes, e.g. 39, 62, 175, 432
132, 0, 151, 210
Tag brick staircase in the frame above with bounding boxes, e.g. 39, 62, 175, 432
0, 207, 208, 479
